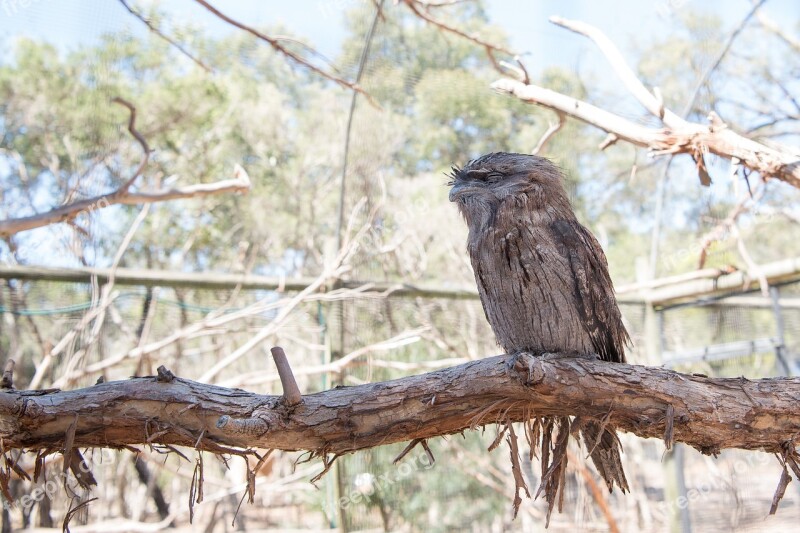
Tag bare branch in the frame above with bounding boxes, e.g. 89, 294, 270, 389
402, 0, 514, 72
531, 111, 565, 155
681, 0, 766, 117
0, 165, 251, 238
191, 0, 376, 107
111, 97, 150, 192
118, 0, 212, 73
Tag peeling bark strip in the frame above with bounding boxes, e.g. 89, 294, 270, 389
0, 355, 798, 457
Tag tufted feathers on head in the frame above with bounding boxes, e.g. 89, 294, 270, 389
448, 152, 564, 187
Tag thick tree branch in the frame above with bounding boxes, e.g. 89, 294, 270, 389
1, 354, 798, 459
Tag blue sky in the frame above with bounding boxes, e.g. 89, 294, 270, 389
1, 0, 797, 126
1, 0, 798, 74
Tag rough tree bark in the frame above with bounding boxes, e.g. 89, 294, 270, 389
1, 354, 798, 459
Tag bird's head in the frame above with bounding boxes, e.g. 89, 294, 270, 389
448, 152, 569, 231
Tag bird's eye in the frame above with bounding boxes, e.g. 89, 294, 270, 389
463, 170, 486, 181
486, 172, 504, 182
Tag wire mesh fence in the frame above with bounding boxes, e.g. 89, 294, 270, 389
0, 275, 798, 531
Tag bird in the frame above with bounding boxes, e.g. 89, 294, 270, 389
448, 152, 630, 514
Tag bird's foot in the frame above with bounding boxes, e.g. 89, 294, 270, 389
505, 351, 533, 373
506, 351, 537, 384
539, 351, 600, 362
507, 351, 599, 384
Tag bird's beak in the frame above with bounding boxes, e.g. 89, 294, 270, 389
449, 181, 481, 202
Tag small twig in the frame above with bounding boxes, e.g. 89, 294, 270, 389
111, 97, 150, 192
393, 438, 423, 464
681, 0, 767, 117
192, 0, 376, 107
769, 462, 791, 515
598, 133, 619, 150
63, 497, 98, 533
118, 0, 212, 73
420, 439, 435, 465
697, 185, 765, 268
514, 56, 530, 85
1, 360, 14, 389
310, 452, 340, 484
402, 0, 514, 73
335, 0, 385, 250
531, 112, 565, 155
731, 222, 769, 296
156, 365, 176, 383
756, 5, 800, 52
270, 347, 303, 406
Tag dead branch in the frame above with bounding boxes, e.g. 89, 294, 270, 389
0, 95, 251, 242
0, 165, 250, 238
491, 17, 800, 189
2, 354, 798, 461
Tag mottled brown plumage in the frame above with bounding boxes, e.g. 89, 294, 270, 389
449, 152, 630, 513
